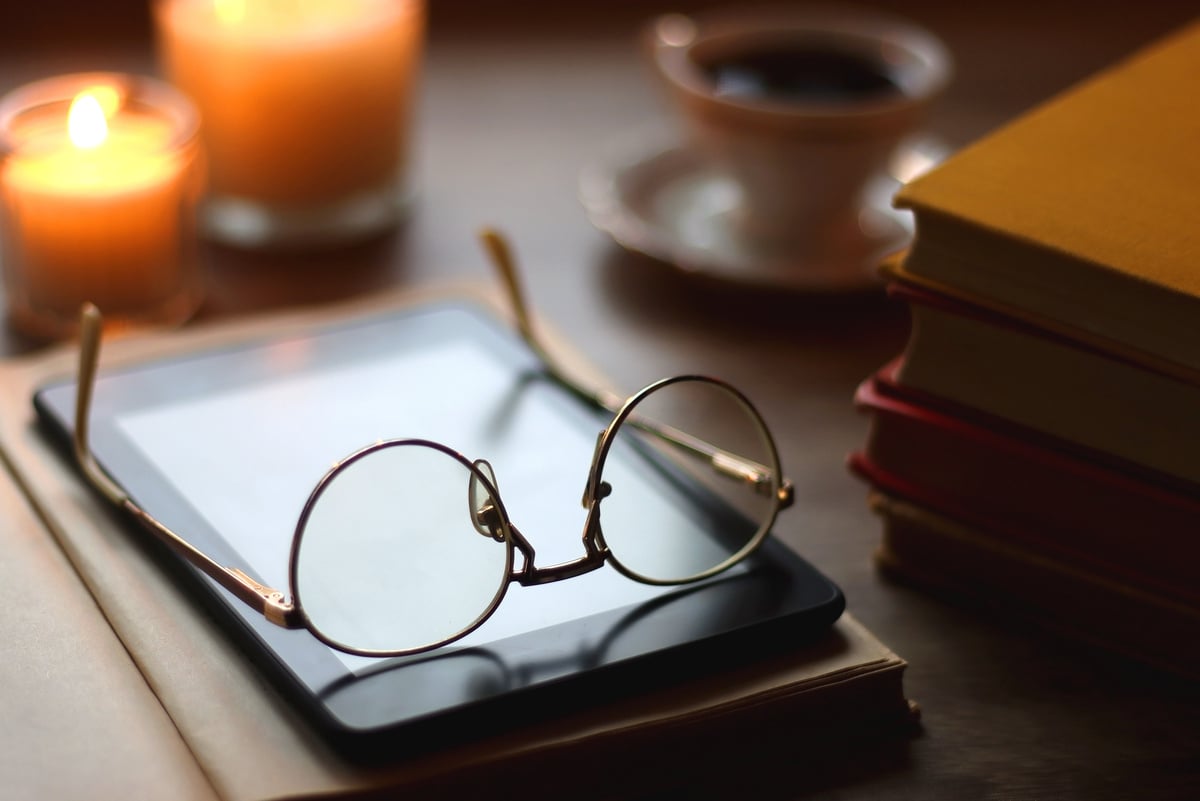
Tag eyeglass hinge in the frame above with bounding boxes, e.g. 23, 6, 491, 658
227, 567, 301, 628
778, 481, 794, 509
711, 453, 789, 505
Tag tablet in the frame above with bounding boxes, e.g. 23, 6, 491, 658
34, 298, 844, 756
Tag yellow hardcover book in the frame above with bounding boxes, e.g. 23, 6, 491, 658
892, 19, 1200, 375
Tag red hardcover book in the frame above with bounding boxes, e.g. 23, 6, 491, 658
850, 369, 1200, 605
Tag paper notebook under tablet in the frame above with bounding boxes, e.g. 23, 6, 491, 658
34, 298, 844, 756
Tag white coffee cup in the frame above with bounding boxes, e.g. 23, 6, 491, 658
647, 5, 951, 253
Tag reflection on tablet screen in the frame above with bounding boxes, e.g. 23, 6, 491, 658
110, 327, 740, 671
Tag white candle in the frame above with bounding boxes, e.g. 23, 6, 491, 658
154, 0, 424, 240
0, 74, 203, 338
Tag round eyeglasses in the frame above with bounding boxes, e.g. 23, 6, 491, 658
70, 230, 794, 658
288, 374, 785, 656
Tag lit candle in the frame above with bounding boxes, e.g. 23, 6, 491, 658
154, 0, 425, 247
0, 73, 203, 339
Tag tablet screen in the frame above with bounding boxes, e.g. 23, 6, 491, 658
111, 331, 688, 670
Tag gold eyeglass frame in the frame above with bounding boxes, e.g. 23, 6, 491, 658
71, 228, 795, 658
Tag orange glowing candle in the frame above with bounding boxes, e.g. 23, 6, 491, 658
154, 0, 424, 246
0, 73, 203, 338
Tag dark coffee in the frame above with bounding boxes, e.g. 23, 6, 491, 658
700, 44, 899, 103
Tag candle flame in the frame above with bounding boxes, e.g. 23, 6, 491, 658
68, 91, 110, 150
215, 0, 245, 24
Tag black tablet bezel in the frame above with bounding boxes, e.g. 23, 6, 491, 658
33, 298, 844, 757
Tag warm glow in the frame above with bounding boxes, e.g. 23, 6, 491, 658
215, 0, 245, 25
68, 91, 109, 150
89, 85, 122, 118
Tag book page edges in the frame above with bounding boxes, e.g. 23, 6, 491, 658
880, 250, 1200, 381
867, 491, 1200, 678
896, 293, 1200, 484
872, 490, 1197, 615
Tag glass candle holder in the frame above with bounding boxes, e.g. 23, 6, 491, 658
0, 72, 204, 340
154, 0, 426, 249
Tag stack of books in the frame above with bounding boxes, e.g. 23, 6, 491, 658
850, 20, 1200, 677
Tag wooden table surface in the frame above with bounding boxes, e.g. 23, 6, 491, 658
2, 2, 1198, 799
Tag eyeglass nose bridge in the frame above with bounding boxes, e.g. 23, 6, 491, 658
466, 454, 611, 588
511, 516, 609, 587
511, 486, 612, 588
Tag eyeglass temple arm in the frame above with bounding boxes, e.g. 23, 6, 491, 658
73, 305, 303, 629
479, 228, 624, 412
478, 229, 793, 509
625, 414, 794, 508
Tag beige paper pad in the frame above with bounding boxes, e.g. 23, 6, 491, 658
0, 421, 217, 800
0, 285, 908, 800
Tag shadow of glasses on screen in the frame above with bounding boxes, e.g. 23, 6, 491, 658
314, 569, 791, 727
70, 228, 795, 658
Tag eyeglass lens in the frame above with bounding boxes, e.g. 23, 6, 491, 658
599, 378, 777, 583
293, 442, 510, 655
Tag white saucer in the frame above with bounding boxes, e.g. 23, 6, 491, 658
579, 137, 949, 292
